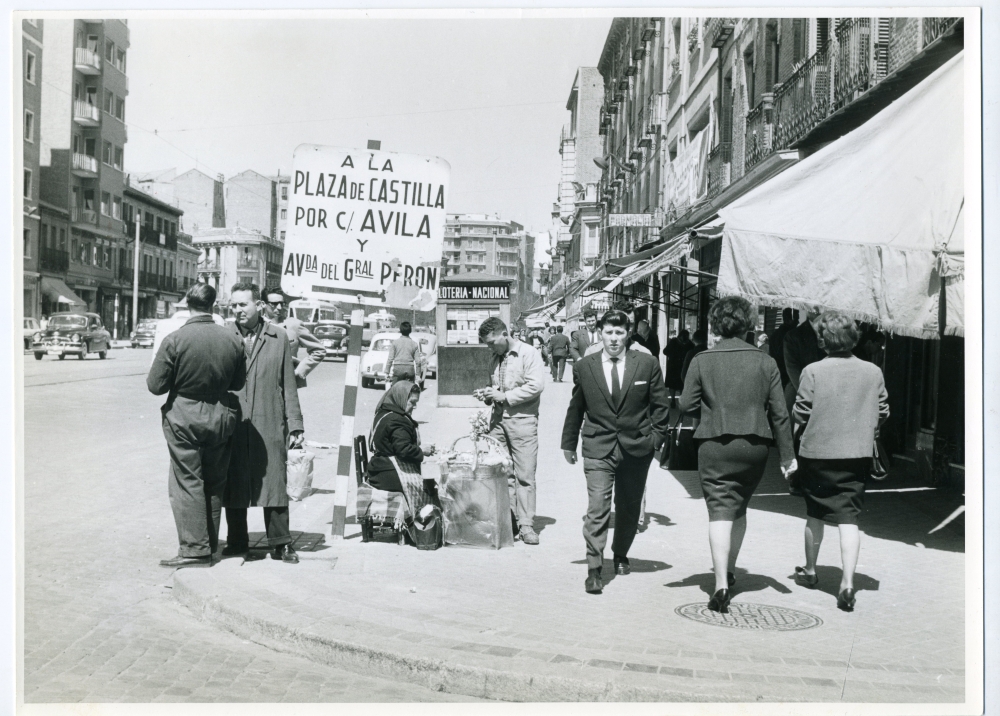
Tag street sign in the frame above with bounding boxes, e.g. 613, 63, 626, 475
608, 213, 664, 227
438, 282, 510, 301
282, 144, 450, 310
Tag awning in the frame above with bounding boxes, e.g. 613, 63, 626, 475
717, 52, 964, 339
41, 278, 87, 308
604, 260, 650, 292
521, 294, 564, 317
622, 233, 695, 286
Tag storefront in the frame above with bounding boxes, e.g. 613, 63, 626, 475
435, 274, 513, 408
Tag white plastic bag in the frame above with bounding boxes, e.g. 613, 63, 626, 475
286, 449, 315, 501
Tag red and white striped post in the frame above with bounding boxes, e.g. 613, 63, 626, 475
331, 305, 365, 538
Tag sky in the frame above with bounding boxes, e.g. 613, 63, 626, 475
124, 17, 614, 262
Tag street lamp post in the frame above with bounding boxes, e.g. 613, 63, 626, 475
132, 220, 140, 335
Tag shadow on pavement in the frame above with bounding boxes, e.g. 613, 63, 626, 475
245, 531, 331, 552
571, 558, 672, 586
664, 569, 794, 597
783, 566, 881, 601
534, 515, 557, 534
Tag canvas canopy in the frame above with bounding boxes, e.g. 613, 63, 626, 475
717, 52, 964, 339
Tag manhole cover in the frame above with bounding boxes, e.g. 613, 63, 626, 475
675, 602, 822, 631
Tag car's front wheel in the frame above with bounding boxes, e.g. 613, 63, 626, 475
78, 342, 88, 360
361, 377, 372, 389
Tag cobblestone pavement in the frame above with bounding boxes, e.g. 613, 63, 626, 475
22, 348, 475, 703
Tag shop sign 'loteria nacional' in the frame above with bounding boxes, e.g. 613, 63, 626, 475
281, 144, 450, 309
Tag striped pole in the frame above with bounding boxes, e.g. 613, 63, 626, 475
332, 306, 365, 538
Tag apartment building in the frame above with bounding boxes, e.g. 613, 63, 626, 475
173, 168, 226, 233
123, 180, 185, 324
23, 19, 43, 318
225, 170, 278, 239
37, 18, 131, 330
273, 173, 291, 242
193, 227, 285, 310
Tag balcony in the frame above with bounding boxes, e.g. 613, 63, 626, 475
71, 153, 99, 178
200, 260, 220, 272
707, 142, 732, 198
74, 48, 101, 74
706, 17, 736, 48
617, 78, 629, 91
629, 148, 643, 160
266, 261, 283, 276
70, 207, 98, 225
118, 264, 134, 283
40, 247, 69, 273
632, 47, 645, 61
237, 257, 260, 270
773, 48, 832, 150
833, 18, 872, 111
923, 17, 961, 47
743, 97, 774, 172
72, 100, 100, 127
625, 63, 638, 77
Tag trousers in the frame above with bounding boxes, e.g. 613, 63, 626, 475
224, 506, 292, 548
162, 397, 235, 558
582, 444, 653, 570
550, 356, 567, 381
487, 414, 538, 530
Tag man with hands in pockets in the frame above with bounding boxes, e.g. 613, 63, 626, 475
561, 309, 671, 594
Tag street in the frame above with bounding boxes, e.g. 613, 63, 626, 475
22, 347, 474, 703
22, 345, 967, 703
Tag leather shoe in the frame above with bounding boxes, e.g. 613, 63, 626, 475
837, 588, 856, 612
221, 542, 248, 557
613, 555, 631, 575
159, 555, 211, 569
794, 566, 819, 588
272, 544, 299, 564
707, 588, 732, 614
519, 527, 539, 545
585, 568, 603, 594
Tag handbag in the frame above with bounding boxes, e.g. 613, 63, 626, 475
870, 430, 890, 480
663, 414, 698, 471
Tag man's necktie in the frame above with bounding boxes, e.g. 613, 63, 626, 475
610, 357, 621, 406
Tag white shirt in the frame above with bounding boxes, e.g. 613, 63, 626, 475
600, 350, 626, 393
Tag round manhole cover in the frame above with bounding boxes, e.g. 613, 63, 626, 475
675, 602, 823, 631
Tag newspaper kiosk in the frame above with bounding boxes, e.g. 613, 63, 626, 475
435, 274, 513, 408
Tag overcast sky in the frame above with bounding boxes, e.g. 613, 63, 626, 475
124, 17, 613, 259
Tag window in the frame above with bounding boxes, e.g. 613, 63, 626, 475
102, 140, 113, 165
105, 39, 114, 62
116, 48, 126, 72
71, 239, 78, 262
115, 97, 124, 121
280, 208, 287, 220
104, 247, 112, 269
24, 229, 31, 258
91, 243, 99, 267
113, 196, 122, 219
113, 146, 123, 169
84, 137, 96, 157
84, 189, 95, 210
155, 216, 162, 232
59, 228, 66, 249
101, 192, 111, 215
281, 186, 288, 200
25, 51, 35, 83
23, 169, 31, 198
280, 230, 286, 241
104, 90, 113, 114
24, 110, 34, 142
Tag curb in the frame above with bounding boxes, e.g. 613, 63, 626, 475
172, 570, 717, 703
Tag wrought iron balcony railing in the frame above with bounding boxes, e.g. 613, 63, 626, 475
833, 17, 872, 112
743, 99, 773, 172
922, 17, 961, 47
705, 17, 736, 48
707, 142, 732, 198
773, 48, 832, 150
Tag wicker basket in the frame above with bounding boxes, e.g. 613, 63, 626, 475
439, 434, 510, 482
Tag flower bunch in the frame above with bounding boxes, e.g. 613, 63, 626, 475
469, 410, 491, 441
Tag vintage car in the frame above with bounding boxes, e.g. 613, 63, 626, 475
131, 319, 157, 348
361, 332, 436, 388
23, 317, 40, 351
314, 321, 350, 361
33, 312, 111, 360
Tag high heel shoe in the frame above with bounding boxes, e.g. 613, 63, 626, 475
794, 566, 819, 588
707, 588, 732, 614
837, 588, 856, 612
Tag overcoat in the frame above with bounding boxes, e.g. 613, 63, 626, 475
224, 320, 304, 508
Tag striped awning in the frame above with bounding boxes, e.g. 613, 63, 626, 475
621, 234, 693, 286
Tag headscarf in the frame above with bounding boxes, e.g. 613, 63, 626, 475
375, 380, 418, 418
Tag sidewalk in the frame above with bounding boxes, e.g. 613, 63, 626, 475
173, 378, 966, 703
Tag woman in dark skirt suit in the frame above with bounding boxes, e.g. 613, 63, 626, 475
679, 297, 796, 613
791, 311, 889, 612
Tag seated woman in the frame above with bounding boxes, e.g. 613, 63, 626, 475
368, 381, 437, 511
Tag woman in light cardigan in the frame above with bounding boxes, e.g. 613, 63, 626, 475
791, 311, 889, 612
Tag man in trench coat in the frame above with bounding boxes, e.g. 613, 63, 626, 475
222, 282, 305, 563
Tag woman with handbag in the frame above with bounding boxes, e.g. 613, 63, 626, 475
790, 311, 890, 611
678, 297, 796, 613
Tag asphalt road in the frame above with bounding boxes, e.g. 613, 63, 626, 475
22, 346, 471, 703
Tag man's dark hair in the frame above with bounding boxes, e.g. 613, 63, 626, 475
781, 307, 794, 323
709, 296, 756, 338
264, 285, 286, 301
186, 282, 216, 313
556, 325, 563, 333
478, 316, 508, 342
231, 281, 260, 301
582, 309, 598, 320
693, 328, 708, 344
599, 309, 631, 332
400, 321, 412, 336
679, 329, 690, 340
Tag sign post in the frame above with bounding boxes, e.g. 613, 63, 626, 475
132, 219, 140, 336
282, 143, 449, 539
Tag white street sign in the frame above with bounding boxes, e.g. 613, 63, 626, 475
282, 144, 450, 309
608, 213, 664, 227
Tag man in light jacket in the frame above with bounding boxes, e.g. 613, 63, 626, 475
263, 287, 325, 389
474, 317, 546, 545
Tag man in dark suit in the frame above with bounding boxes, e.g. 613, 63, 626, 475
147, 283, 246, 568
783, 311, 825, 414
569, 310, 599, 362
561, 309, 671, 594
546, 325, 571, 381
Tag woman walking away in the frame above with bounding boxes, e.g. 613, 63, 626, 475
679, 297, 795, 613
791, 311, 889, 612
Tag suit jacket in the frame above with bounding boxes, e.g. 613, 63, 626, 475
280, 316, 325, 388
569, 329, 596, 361
225, 320, 304, 508
678, 338, 794, 462
561, 350, 671, 459
783, 321, 825, 392
547, 333, 571, 358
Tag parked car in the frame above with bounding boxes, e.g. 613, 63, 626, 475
412, 332, 437, 380
360, 332, 398, 389
314, 320, 350, 361
131, 319, 157, 348
23, 317, 40, 351
33, 312, 111, 361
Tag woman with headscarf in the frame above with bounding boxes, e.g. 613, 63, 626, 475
368, 380, 437, 513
